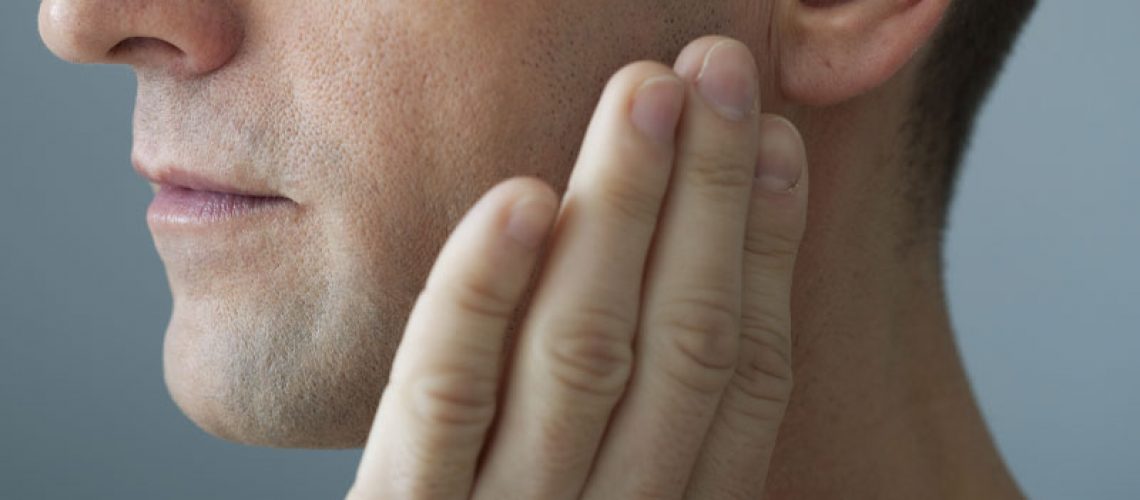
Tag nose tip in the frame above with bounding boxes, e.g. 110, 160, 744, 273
38, 0, 243, 76
39, 0, 113, 64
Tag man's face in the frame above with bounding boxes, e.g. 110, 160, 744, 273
40, 0, 770, 447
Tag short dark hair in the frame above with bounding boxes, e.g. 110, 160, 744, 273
904, 0, 1037, 242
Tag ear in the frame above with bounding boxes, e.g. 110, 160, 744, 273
776, 0, 952, 106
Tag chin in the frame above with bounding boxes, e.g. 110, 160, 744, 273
159, 287, 406, 449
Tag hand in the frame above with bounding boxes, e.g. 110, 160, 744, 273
347, 35, 809, 500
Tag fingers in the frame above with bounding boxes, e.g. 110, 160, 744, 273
347, 178, 559, 500
683, 115, 809, 500
471, 61, 685, 500
581, 37, 765, 499
349, 34, 805, 500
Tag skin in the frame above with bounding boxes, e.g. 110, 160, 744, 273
39, 0, 1023, 497
343, 39, 811, 497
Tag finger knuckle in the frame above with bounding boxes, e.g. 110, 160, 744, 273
406, 370, 498, 429
432, 275, 516, 322
717, 384, 791, 439
594, 169, 666, 228
741, 300, 793, 345
655, 291, 740, 393
744, 223, 802, 264
731, 331, 794, 407
678, 145, 754, 193
543, 304, 636, 399
715, 327, 793, 432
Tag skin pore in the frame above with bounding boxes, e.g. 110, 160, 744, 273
39, 0, 1021, 497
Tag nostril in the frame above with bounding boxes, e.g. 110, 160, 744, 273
39, 1, 243, 75
108, 37, 185, 62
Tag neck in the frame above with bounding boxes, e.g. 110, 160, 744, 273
767, 78, 1023, 499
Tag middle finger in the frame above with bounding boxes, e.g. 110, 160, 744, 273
470, 61, 686, 500
581, 37, 762, 499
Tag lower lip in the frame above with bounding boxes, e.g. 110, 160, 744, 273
147, 186, 294, 226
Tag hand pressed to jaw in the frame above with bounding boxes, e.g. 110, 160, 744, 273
577, 38, 768, 499
471, 61, 688, 499
348, 35, 809, 500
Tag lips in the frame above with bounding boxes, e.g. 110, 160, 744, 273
134, 164, 295, 227
147, 185, 294, 225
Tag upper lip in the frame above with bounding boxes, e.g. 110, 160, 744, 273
132, 160, 289, 199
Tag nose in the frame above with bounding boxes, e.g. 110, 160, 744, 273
39, 0, 243, 77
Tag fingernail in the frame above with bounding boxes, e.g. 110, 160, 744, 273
755, 116, 804, 193
506, 196, 557, 249
630, 75, 685, 144
696, 41, 758, 121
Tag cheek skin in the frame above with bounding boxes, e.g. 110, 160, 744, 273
162, 0, 753, 448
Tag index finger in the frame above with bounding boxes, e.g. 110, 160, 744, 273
347, 178, 558, 499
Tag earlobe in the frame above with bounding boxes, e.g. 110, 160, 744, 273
776, 0, 951, 106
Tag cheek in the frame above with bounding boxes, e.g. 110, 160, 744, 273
283, 0, 689, 188
262, 5, 583, 297
262, 0, 737, 314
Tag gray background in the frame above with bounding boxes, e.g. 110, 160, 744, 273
2, 1, 1136, 498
